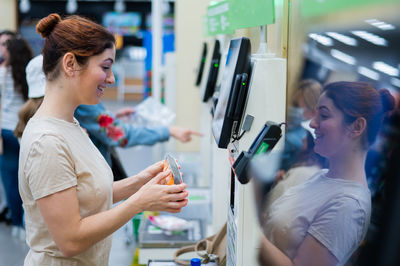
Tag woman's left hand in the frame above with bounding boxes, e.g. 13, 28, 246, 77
136, 161, 165, 184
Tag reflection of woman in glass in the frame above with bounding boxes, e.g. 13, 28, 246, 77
260, 82, 395, 265
268, 79, 326, 205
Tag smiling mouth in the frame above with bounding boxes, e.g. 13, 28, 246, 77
314, 133, 323, 140
97, 86, 105, 96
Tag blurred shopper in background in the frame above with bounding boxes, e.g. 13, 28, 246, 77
279, 79, 322, 174
0, 166, 11, 224
74, 103, 201, 180
0, 30, 32, 238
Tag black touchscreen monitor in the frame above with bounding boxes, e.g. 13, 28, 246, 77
201, 40, 221, 102
195, 42, 207, 86
212, 37, 251, 148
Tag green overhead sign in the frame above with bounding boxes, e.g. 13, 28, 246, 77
230, 0, 275, 29
205, 0, 276, 36
205, 0, 235, 35
302, 0, 398, 17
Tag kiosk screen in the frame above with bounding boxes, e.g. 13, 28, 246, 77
212, 37, 251, 148
201, 40, 221, 102
195, 42, 207, 86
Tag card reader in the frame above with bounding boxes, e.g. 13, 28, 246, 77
233, 122, 282, 184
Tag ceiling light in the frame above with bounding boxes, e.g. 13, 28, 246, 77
370, 21, 385, 27
391, 77, 400, 88
66, 0, 78, 14
330, 49, 356, 65
326, 32, 357, 46
308, 33, 333, 46
351, 31, 388, 46
114, 0, 126, 13
19, 0, 30, 13
358, 66, 380, 80
379, 24, 396, 30
372, 61, 399, 76
365, 19, 396, 31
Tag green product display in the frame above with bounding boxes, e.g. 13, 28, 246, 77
301, 0, 397, 17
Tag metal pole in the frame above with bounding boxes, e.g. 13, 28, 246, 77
151, 0, 163, 103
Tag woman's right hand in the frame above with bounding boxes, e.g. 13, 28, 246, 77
131, 170, 188, 213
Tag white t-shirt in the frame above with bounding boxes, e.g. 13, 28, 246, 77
264, 169, 371, 265
19, 116, 114, 266
0, 66, 25, 130
266, 165, 321, 206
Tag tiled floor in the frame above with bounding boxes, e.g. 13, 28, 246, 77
0, 223, 29, 266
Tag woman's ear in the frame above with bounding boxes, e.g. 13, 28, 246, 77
350, 117, 367, 138
62, 52, 77, 77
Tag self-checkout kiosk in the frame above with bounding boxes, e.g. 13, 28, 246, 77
195, 42, 208, 87
200, 39, 221, 103
211, 36, 286, 265
196, 37, 232, 232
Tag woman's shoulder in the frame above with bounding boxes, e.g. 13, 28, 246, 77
27, 116, 79, 130
300, 169, 371, 210
319, 182, 371, 222
21, 116, 76, 148
285, 165, 323, 180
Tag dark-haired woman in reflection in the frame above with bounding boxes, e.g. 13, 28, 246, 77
259, 82, 395, 266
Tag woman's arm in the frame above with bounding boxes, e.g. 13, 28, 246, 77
259, 233, 338, 266
292, 234, 338, 266
259, 234, 293, 266
37, 171, 188, 257
115, 107, 135, 119
75, 103, 170, 148
169, 126, 203, 143
113, 161, 164, 203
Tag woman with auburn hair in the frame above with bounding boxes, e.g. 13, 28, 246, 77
18, 14, 188, 265
0, 31, 32, 238
14, 54, 202, 183
259, 81, 395, 266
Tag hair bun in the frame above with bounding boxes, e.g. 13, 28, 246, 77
379, 88, 395, 113
36, 13, 61, 38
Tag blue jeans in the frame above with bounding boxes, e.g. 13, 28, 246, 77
0, 129, 23, 227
